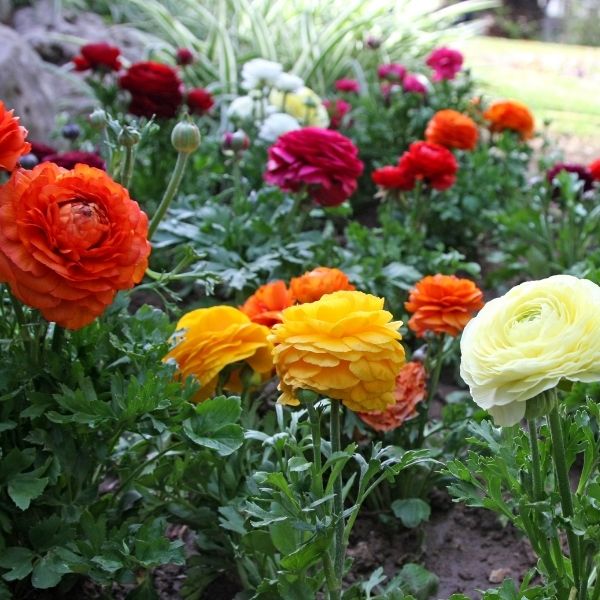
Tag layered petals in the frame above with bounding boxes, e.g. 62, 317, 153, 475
240, 280, 295, 327
0, 101, 31, 172
290, 267, 355, 303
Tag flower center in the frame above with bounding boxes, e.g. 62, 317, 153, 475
57, 199, 110, 251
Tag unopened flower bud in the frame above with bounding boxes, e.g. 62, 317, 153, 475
171, 120, 201, 154
366, 35, 382, 50
62, 123, 81, 140
118, 126, 141, 148
19, 153, 39, 170
176, 48, 195, 66
222, 129, 250, 154
89, 108, 107, 130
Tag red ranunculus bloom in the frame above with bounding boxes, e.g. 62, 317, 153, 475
334, 79, 360, 93
187, 88, 215, 115
43, 151, 106, 171
371, 164, 415, 191
323, 99, 351, 130
73, 55, 91, 71
426, 47, 463, 81
80, 42, 121, 71
589, 159, 600, 182
119, 61, 183, 119
176, 48, 195, 66
398, 141, 458, 191
264, 127, 364, 207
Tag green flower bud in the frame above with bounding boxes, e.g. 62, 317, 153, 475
89, 108, 107, 130
118, 126, 141, 148
171, 120, 201, 154
296, 389, 320, 404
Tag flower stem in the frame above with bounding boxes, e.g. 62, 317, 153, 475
528, 418, 544, 501
119, 145, 135, 189
148, 151, 189, 239
547, 400, 582, 595
416, 335, 445, 447
330, 400, 344, 595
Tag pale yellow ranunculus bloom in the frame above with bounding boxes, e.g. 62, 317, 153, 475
460, 275, 600, 426
269, 86, 329, 127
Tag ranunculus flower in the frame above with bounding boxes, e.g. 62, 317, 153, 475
241, 58, 283, 90
42, 150, 106, 170
258, 113, 300, 142
426, 47, 463, 81
269, 86, 329, 127
405, 274, 484, 338
425, 109, 479, 151
398, 141, 458, 191
371, 164, 415, 191
546, 162, 594, 192
377, 63, 406, 82
269, 291, 406, 412
323, 99, 351, 130
484, 100, 534, 140
227, 96, 257, 121
0, 163, 150, 329
290, 267, 355, 303
275, 73, 304, 93
589, 158, 600, 181
164, 306, 273, 401
402, 73, 428, 95
119, 61, 183, 118
335, 79, 360, 93
0, 101, 31, 171
30, 141, 57, 161
358, 361, 426, 431
74, 42, 121, 72
460, 275, 600, 426
186, 88, 215, 115
176, 48, 195, 66
240, 280, 295, 327
264, 127, 364, 207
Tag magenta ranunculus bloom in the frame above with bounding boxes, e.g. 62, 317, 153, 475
334, 79, 360, 93
377, 63, 407, 82
426, 47, 463, 81
402, 74, 428, 95
323, 99, 351, 130
42, 151, 106, 170
547, 163, 594, 192
264, 127, 364, 207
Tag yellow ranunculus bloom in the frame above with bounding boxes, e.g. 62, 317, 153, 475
460, 275, 600, 426
269, 86, 329, 127
269, 291, 406, 412
164, 306, 273, 401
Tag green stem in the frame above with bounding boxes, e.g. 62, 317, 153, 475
119, 145, 135, 189
148, 151, 190, 239
548, 401, 582, 595
528, 419, 544, 501
330, 400, 344, 597
416, 336, 445, 447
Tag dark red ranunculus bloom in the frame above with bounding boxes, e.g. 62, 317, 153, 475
80, 43, 121, 71
30, 141, 57, 161
323, 99, 351, 130
547, 163, 594, 192
264, 127, 364, 207
398, 141, 458, 191
119, 61, 183, 119
43, 151, 106, 171
176, 48, 195, 66
372, 164, 415, 191
187, 88, 215, 115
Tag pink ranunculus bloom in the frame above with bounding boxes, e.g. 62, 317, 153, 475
264, 127, 364, 207
426, 47, 463, 81
402, 73, 428, 95
323, 99, 351, 130
377, 63, 407, 82
334, 78, 360, 93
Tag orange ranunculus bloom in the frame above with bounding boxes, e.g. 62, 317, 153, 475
405, 274, 484, 337
425, 109, 479, 151
483, 100, 534, 140
0, 101, 31, 171
164, 306, 273, 401
0, 162, 150, 329
290, 267, 355, 303
240, 280, 295, 327
358, 361, 426, 431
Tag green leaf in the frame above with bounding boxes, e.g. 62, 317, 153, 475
391, 499, 431, 529
31, 552, 71, 589
0, 547, 34, 581
398, 564, 438, 600
184, 422, 244, 456
8, 473, 48, 510
280, 530, 333, 572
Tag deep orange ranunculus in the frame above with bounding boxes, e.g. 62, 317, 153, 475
425, 109, 478, 151
0, 101, 31, 172
240, 280, 295, 327
405, 274, 484, 337
0, 163, 150, 329
358, 361, 426, 431
290, 267, 355, 303
483, 100, 534, 140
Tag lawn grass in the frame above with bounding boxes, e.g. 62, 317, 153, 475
459, 36, 600, 139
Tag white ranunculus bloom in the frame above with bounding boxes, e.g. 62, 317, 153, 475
241, 58, 283, 90
460, 275, 600, 426
274, 72, 304, 93
227, 96, 255, 121
258, 113, 301, 142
